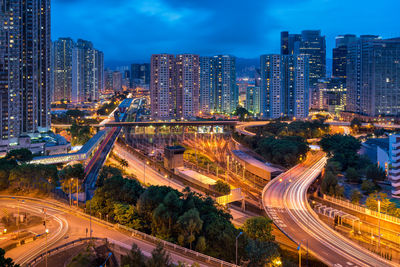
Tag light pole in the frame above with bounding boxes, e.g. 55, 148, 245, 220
378, 200, 381, 249
297, 239, 308, 267
76, 179, 79, 208
236, 232, 243, 265
45, 228, 49, 267
100, 252, 113, 267
143, 161, 149, 185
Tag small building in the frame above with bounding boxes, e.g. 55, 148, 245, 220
164, 145, 186, 170
232, 150, 282, 181
360, 138, 389, 171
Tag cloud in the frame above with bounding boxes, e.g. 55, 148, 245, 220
51, 0, 400, 64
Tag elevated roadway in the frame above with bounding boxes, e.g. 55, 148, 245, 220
263, 152, 395, 267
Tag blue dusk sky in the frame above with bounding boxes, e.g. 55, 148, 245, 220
52, 0, 400, 64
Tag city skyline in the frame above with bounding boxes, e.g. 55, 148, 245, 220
52, 0, 400, 63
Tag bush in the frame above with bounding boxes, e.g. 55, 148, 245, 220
214, 180, 231, 195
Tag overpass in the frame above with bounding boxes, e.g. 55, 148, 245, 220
83, 98, 144, 199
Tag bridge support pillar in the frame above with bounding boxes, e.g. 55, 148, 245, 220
241, 198, 246, 211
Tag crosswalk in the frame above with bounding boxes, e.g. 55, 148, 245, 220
266, 207, 287, 228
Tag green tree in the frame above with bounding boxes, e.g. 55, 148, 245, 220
350, 189, 362, 204
346, 167, 361, 183
121, 243, 146, 267
6, 149, 33, 162
234, 106, 249, 121
366, 164, 386, 181
350, 118, 362, 132
243, 216, 274, 242
146, 243, 172, 267
245, 239, 279, 267
365, 192, 398, 216
321, 171, 343, 197
120, 159, 129, 169
177, 208, 203, 249
361, 179, 376, 195
214, 180, 231, 195
0, 248, 19, 267
325, 160, 342, 175
195, 236, 207, 253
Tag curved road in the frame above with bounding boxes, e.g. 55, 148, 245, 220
262, 152, 395, 267
2, 196, 234, 267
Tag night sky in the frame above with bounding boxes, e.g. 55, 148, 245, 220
52, 0, 400, 64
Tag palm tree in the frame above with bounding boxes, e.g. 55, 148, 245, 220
119, 159, 128, 169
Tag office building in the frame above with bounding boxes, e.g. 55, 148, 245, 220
316, 78, 346, 113
346, 36, 400, 117
131, 63, 150, 86
150, 54, 176, 119
0, 0, 51, 148
260, 54, 309, 119
332, 34, 357, 79
53, 38, 74, 102
246, 86, 260, 115
199, 55, 237, 115
176, 54, 200, 119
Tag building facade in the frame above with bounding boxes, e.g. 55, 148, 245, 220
346, 36, 400, 117
332, 34, 357, 79
199, 55, 237, 115
246, 86, 260, 115
281, 30, 326, 110
0, 0, 51, 147
53, 38, 74, 102
260, 54, 309, 119
131, 63, 150, 86
150, 54, 176, 119
71, 39, 103, 103
176, 54, 200, 119
389, 134, 400, 198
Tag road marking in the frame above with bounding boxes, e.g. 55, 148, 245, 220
346, 263, 354, 266
334, 264, 343, 267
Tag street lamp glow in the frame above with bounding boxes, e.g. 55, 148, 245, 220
45, 229, 49, 234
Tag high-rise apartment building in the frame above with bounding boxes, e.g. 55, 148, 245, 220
150, 54, 200, 120
112, 71, 123, 93
346, 36, 400, 117
260, 54, 309, 119
316, 78, 346, 113
199, 55, 237, 115
199, 56, 214, 114
176, 54, 200, 119
0, 0, 51, 144
281, 30, 326, 110
246, 86, 260, 115
53, 38, 74, 102
150, 54, 176, 119
71, 39, 103, 103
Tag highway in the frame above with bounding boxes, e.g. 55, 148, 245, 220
263, 152, 395, 267
1, 196, 230, 267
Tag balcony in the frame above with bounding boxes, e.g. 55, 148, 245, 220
392, 142, 400, 150
392, 161, 400, 168
391, 154, 400, 162
390, 168, 400, 176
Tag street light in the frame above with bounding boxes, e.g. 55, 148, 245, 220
100, 252, 113, 267
378, 200, 381, 249
143, 161, 149, 185
236, 232, 243, 265
45, 229, 49, 267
